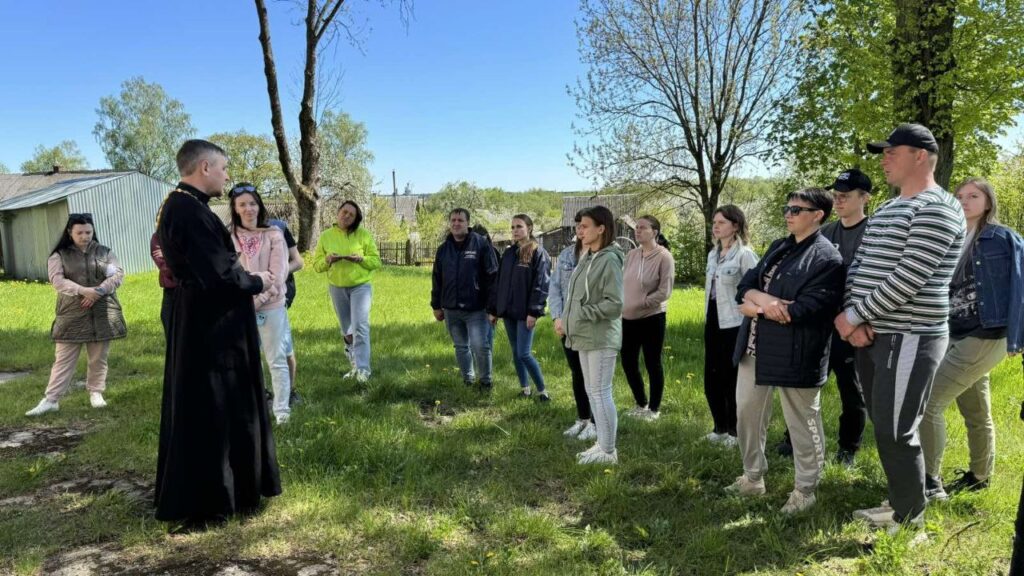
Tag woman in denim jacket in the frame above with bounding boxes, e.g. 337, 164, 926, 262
920, 178, 1024, 498
702, 205, 759, 445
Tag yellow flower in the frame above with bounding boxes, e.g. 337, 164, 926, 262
425, 364, 431, 368
486, 551, 495, 558
603, 468, 613, 475
686, 372, 695, 379
435, 400, 441, 406
470, 560, 479, 566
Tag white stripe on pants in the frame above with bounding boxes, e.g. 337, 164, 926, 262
736, 355, 825, 493
579, 348, 618, 453
44, 341, 111, 402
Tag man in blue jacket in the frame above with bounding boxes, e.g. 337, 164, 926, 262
431, 208, 499, 391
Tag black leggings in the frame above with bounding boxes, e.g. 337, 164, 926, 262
621, 313, 667, 412
561, 336, 592, 421
704, 302, 740, 436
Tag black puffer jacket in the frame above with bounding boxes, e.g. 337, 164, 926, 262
732, 231, 844, 388
430, 232, 499, 311
490, 243, 551, 320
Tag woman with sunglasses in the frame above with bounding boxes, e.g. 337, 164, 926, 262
26, 213, 127, 416
227, 183, 292, 425
312, 200, 382, 383
726, 189, 844, 515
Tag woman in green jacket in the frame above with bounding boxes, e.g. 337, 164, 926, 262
312, 201, 382, 383
564, 206, 625, 465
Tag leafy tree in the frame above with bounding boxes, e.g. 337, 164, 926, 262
207, 131, 287, 196
0, 161, 8, 174
364, 195, 408, 242
93, 77, 196, 183
570, 0, 804, 252
20, 140, 89, 173
317, 109, 374, 205
776, 0, 1024, 190
254, 0, 411, 251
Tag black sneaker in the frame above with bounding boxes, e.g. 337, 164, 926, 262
479, 381, 493, 394
945, 469, 989, 494
464, 379, 475, 387
775, 438, 793, 458
537, 392, 551, 403
925, 474, 948, 502
834, 449, 856, 468
289, 389, 302, 407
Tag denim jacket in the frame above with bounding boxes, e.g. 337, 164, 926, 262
548, 244, 578, 319
969, 224, 1024, 353
704, 241, 759, 329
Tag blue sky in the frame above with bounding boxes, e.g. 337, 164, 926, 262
0, 1, 594, 193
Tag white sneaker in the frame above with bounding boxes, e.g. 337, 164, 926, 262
641, 409, 660, 421
275, 413, 290, 425
625, 405, 648, 419
576, 442, 603, 459
564, 420, 588, 437
342, 369, 357, 380
719, 435, 739, 448
576, 422, 598, 441
781, 489, 816, 514
705, 431, 726, 443
724, 475, 766, 496
89, 392, 107, 408
578, 447, 618, 465
355, 370, 370, 384
26, 399, 59, 417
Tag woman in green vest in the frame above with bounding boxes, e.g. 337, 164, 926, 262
312, 200, 382, 383
26, 213, 127, 416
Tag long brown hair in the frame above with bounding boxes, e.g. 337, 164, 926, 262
579, 206, 616, 250
513, 213, 539, 265
955, 178, 1000, 228
712, 204, 749, 245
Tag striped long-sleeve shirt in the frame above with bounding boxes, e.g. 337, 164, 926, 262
844, 186, 966, 335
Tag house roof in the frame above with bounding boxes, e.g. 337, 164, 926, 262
388, 195, 421, 223
0, 170, 132, 204
561, 193, 641, 227
0, 173, 134, 211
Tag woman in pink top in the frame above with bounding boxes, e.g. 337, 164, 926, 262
26, 213, 126, 416
228, 183, 292, 425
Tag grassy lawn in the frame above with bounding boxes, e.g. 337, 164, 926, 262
0, 266, 1021, 575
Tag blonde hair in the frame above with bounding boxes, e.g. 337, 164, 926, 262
955, 177, 1000, 227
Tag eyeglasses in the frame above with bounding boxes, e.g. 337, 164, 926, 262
781, 206, 821, 217
69, 212, 94, 223
229, 185, 257, 197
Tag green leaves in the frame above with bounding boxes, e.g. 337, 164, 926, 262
18, 140, 88, 173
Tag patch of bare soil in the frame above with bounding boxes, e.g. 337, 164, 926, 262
0, 424, 88, 459
42, 544, 340, 576
0, 476, 153, 512
417, 399, 457, 427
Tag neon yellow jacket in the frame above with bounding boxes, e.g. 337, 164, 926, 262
311, 225, 382, 287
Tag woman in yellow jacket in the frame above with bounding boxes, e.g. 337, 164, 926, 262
312, 201, 382, 383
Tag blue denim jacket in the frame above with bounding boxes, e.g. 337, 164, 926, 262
971, 224, 1024, 353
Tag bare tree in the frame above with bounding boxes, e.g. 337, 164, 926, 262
254, 0, 411, 250
570, 0, 803, 251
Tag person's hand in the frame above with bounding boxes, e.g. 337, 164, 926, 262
152, 248, 163, 260
347, 253, 364, 263
80, 288, 101, 308
739, 301, 761, 319
848, 324, 875, 348
834, 311, 857, 339
763, 300, 791, 324
526, 315, 537, 330
488, 314, 498, 325
255, 271, 275, 291
553, 318, 565, 337
433, 309, 445, 322
327, 253, 342, 265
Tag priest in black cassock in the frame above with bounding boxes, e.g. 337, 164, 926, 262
154, 139, 282, 526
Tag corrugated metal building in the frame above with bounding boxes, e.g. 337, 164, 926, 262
0, 171, 173, 280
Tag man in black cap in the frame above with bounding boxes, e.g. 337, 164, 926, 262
835, 123, 965, 531
777, 168, 872, 466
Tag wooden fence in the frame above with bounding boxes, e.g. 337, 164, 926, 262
376, 240, 439, 266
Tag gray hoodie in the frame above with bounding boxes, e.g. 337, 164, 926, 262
622, 245, 674, 320
564, 244, 625, 351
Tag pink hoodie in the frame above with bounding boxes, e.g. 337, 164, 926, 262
622, 245, 674, 320
232, 226, 288, 311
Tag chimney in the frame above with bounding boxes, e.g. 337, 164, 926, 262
51, 165, 61, 174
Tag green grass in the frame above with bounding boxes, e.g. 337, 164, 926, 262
1, 267, 1022, 574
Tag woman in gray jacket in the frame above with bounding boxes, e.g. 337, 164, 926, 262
563, 206, 625, 465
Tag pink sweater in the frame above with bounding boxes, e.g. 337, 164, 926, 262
231, 226, 288, 311
622, 245, 674, 320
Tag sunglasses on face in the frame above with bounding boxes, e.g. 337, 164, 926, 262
781, 206, 820, 217
69, 213, 94, 224
229, 185, 257, 198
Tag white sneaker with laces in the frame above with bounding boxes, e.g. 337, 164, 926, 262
25, 399, 59, 417
578, 447, 618, 465
576, 422, 597, 441
724, 475, 766, 496
625, 405, 648, 419
89, 392, 107, 408
576, 442, 603, 459
355, 369, 370, 384
276, 413, 290, 425
705, 431, 726, 443
781, 489, 816, 514
564, 420, 588, 437
720, 435, 739, 448
342, 369, 357, 380
642, 409, 660, 421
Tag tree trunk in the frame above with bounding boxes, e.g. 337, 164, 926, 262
892, 0, 956, 189
295, 190, 321, 251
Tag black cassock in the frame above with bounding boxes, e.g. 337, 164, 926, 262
154, 182, 281, 523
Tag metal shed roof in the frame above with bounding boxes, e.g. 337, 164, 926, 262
0, 174, 132, 211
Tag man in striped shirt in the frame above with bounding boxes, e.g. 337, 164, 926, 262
834, 123, 966, 530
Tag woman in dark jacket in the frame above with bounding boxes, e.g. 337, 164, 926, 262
491, 214, 551, 399
26, 213, 127, 416
723, 188, 844, 516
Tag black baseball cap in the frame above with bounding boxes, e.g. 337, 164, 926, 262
867, 123, 939, 153
827, 168, 872, 194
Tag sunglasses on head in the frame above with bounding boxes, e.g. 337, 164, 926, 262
69, 212, 94, 223
229, 185, 257, 198
781, 206, 820, 217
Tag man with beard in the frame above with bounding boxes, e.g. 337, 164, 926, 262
154, 139, 281, 529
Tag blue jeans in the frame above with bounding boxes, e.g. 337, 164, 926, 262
256, 307, 291, 418
329, 283, 372, 373
503, 318, 546, 392
444, 309, 492, 385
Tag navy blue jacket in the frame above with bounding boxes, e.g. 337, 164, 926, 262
732, 231, 845, 388
490, 243, 551, 320
430, 232, 499, 312
969, 223, 1024, 353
